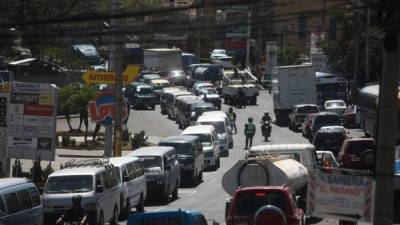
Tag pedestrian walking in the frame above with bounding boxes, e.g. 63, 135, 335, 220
226, 107, 237, 134
244, 117, 256, 150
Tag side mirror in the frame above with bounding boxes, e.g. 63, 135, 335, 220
123, 175, 129, 182
96, 185, 103, 193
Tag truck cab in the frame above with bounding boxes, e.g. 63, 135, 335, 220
225, 186, 305, 225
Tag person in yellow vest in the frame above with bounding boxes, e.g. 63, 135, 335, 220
244, 117, 256, 150
226, 107, 237, 134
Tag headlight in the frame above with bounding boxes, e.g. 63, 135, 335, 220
84, 203, 97, 211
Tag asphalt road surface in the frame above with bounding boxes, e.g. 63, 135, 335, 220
119, 90, 364, 225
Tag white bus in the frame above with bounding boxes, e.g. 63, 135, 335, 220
315, 72, 347, 105
358, 84, 400, 139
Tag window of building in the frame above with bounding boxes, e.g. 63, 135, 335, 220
329, 18, 337, 40
298, 16, 307, 39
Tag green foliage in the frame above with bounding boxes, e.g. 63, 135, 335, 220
69, 85, 97, 114
321, 12, 383, 83
278, 45, 300, 66
58, 83, 80, 115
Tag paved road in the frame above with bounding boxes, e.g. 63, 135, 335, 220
119, 90, 363, 225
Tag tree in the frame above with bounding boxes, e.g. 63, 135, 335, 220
58, 83, 81, 131
278, 44, 300, 66
321, 11, 383, 84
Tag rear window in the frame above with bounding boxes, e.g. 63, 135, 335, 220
297, 106, 319, 114
313, 132, 346, 148
236, 191, 286, 217
347, 141, 376, 154
315, 115, 340, 124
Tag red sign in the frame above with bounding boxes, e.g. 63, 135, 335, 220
24, 104, 53, 116
88, 90, 128, 126
225, 40, 247, 49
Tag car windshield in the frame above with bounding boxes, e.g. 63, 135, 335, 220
200, 121, 225, 134
138, 87, 153, 94
161, 143, 193, 156
45, 175, 93, 194
326, 101, 345, 107
236, 191, 286, 217
138, 156, 162, 170
297, 106, 319, 114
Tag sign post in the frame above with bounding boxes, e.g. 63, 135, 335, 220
81, 64, 141, 85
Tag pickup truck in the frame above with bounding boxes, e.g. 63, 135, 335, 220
225, 186, 305, 225
288, 104, 319, 131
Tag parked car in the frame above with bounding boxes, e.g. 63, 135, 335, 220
181, 102, 215, 128
125, 82, 157, 110
310, 112, 342, 141
127, 209, 219, 225
324, 100, 347, 116
337, 138, 376, 170
182, 125, 221, 170
312, 126, 349, 157
159, 135, 204, 186
0, 178, 43, 225
210, 49, 228, 60
288, 104, 319, 131
197, 114, 230, 157
198, 88, 222, 110
108, 157, 147, 217
225, 186, 305, 225
43, 160, 120, 225
301, 112, 318, 138
149, 79, 171, 103
202, 111, 234, 149
342, 105, 360, 128
160, 87, 186, 114
126, 146, 181, 203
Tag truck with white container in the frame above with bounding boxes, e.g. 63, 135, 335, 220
222, 68, 259, 105
272, 64, 317, 124
143, 48, 182, 75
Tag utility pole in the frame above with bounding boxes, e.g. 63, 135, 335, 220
352, 0, 360, 101
373, 0, 400, 223
245, 11, 252, 68
365, 7, 370, 83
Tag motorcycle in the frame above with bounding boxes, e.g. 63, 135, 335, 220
261, 121, 271, 141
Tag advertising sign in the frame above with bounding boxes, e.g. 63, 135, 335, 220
7, 82, 57, 161
82, 64, 141, 85
88, 90, 128, 126
0, 71, 12, 92
307, 172, 375, 223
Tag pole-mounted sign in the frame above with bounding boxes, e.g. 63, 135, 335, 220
88, 90, 128, 126
82, 64, 141, 85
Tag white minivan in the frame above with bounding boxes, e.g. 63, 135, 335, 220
43, 160, 121, 225
108, 157, 147, 217
182, 125, 221, 170
202, 111, 234, 149
197, 114, 230, 157
0, 178, 43, 225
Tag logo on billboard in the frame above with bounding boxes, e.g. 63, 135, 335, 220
88, 90, 128, 126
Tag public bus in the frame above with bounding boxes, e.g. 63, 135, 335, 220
357, 84, 400, 139
315, 72, 347, 105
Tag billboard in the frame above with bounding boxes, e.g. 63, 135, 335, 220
7, 82, 58, 161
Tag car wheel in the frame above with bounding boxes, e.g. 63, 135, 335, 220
110, 206, 118, 225
362, 150, 376, 167
136, 194, 145, 212
98, 211, 105, 225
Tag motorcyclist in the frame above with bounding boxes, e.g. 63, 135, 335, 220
226, 107, 237, 134
57, 195, 88, 225
261, 111, 272, 137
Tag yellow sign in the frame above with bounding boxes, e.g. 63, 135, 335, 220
82, 64, 141, 85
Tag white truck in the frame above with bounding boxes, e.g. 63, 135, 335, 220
272, 64, 317, 124
143, 48, 182, 75
222, 68, 259, 105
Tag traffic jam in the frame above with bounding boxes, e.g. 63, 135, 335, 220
0, 1, 399, 224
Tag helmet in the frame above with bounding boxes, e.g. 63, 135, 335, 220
229, 107, 233, 112
72, 195, 82, 206
264, 111, 269, 115
248, 117, 253, 122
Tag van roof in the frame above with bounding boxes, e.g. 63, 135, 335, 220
151, 79, 170, 84
159, 135, 200, 144
172, 91, 192, 96
126, 146, 175, 157
192, 102, 214, 108
182, 125, 215, 135
49, 165, 107, 177
108, 156, 140, 167
197, 114, 225, 123
249, 144, 315, 153
0, 178, 32, 190
129, 82, 152, 88
202, 111, 227, 118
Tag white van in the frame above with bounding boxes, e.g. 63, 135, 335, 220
202, 111, 234, 149
197, 114, 230, 157
0, 178, 43, 225
182, 125, 221, 170
108, 157, 147, 217
43, 159, 121, 225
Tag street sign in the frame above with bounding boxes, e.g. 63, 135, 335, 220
307, 172, 375, 223
88, 90, 128, 126
82, 64, 141, 85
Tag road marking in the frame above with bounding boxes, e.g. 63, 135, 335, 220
179, 190, 197, 196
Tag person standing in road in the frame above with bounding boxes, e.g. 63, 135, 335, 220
244, 117, 256, 150
226, 107, 237, 134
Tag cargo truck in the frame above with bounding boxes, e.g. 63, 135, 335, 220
143, 48, 182, 75
272, 64, 317, 124
222, 68, 259, 105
